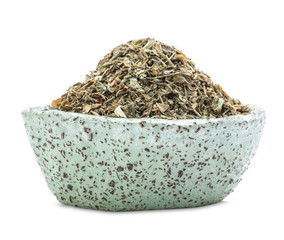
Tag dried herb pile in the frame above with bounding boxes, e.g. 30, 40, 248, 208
51, 38, 249, 119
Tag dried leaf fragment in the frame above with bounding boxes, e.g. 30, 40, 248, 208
51, 98, 62, 108
92, 103, 102, 109
114, 106, 127, 118
60, 100, 72, 109
83, 104, 92, 113
122, 103, 135, 117
129, 78, 142, 90
217, 84, 230, 98
172, 54, 186, 61
191, 103, 198, 110
215, 98, 225, 113
156, 103, 169, 113
152, 68, 159, 75
155, 44, 163, 53
173, 75, 187, 84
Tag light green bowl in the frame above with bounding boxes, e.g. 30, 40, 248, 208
22, 105, 265, 211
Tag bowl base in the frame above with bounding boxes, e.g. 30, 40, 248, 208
55, 195, 225, 211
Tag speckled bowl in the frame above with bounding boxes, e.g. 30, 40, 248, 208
22, 105, 265, 211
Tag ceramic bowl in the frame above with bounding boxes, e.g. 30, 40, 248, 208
22, 105, 265, 211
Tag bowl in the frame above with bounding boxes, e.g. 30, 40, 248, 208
22, 105, 265, 211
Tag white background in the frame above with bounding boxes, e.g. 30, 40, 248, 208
0, 0, 283, 239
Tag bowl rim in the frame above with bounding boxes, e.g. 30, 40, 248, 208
22, 104, 265, 126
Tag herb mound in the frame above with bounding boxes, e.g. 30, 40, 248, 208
51, 38, 249, 119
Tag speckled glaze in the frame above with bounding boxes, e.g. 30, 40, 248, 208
22, 105, 265, 211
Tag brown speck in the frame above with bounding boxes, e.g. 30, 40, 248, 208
167, 168, 171, 175
195, 127, 201, 133
155, 135, 160, 142
108, 180, 115, 187
88, 133, 93, 141
208, 183, 214, 189
178, 170, 183, 178
84, 127, 91, 133
63, 172, 68, 178
67, 184, 73, 191
117, 166, 124, 172
127, 163, 133, 170
163, 153, 169, 158
60, 150, 66, 158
